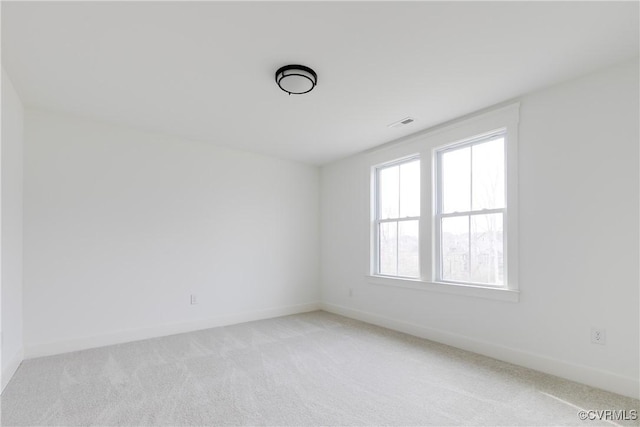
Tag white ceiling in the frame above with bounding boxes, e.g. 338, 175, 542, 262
2, 2, 638, 165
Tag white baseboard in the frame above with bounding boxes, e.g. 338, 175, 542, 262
321, 302, 640, 399
1, 347, 24, 394
25, 302, 321, 359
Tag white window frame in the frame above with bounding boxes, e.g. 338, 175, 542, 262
373, 155, 421, 279
367, 103, 519, 302
434, 131, 508, 287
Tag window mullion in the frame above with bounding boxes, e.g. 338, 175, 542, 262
470, 144, 474, 212
376, 168, 382, 275
395, 221, 399, 276
376, 169, 380, 275
379, 217, 420, 223
468, 214, 471, 282
468, 146, 473, 282
441, 208, 504, 218
397, 164, 401, 219
396, 166, 401, 276
435, 151, 443, 282
420, 151, 429, 282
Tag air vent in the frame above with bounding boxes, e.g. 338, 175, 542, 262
388, 117, 415, 128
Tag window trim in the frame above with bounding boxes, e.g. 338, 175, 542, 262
367, 102, 519, 302
372, 154, 421, 279
434, 130, 508, 288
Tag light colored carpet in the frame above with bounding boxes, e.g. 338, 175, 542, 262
1, 311, 638, 426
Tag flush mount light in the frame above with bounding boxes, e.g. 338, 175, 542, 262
275, 65, 317, 95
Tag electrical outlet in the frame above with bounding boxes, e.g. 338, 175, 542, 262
190, 294, 198, 305
591, 328, 606, 345
348, 288, 353, 297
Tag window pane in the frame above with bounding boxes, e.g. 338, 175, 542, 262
400, 160, 420, 218
379, 221, 397, 276
379, 165, 399, 219
398, 220, 419, 278
441, 216, 469, 282
442, 147, 470, 213
472, 137, 505, 210
470, 213, 504, 285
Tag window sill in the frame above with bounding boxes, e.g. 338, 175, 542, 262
366, 275, 519, 302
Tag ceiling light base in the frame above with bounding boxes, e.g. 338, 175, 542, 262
275, 65, 318, 95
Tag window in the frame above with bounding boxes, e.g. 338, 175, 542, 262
374, 156, 420, 278
368, 103, 518, 301
435, 132, 506, 287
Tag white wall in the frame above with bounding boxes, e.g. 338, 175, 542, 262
1, 68, 25, 391
320, 59, 640, 398
23, 110, 320, 356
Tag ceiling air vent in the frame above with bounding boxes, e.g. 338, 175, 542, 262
388, 117, 415, 128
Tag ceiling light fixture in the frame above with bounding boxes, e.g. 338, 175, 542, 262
275, 65, 317, 95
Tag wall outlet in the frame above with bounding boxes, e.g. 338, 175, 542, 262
190, 294, 198, 305
591, 327, 606, 345
348, 288, 353, 297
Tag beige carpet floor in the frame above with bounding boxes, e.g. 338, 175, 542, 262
1, 311, 638, 426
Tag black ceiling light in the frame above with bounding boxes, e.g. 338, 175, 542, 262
275, 65, 317, 95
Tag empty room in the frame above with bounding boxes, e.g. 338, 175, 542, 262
1, 1, 639, 426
